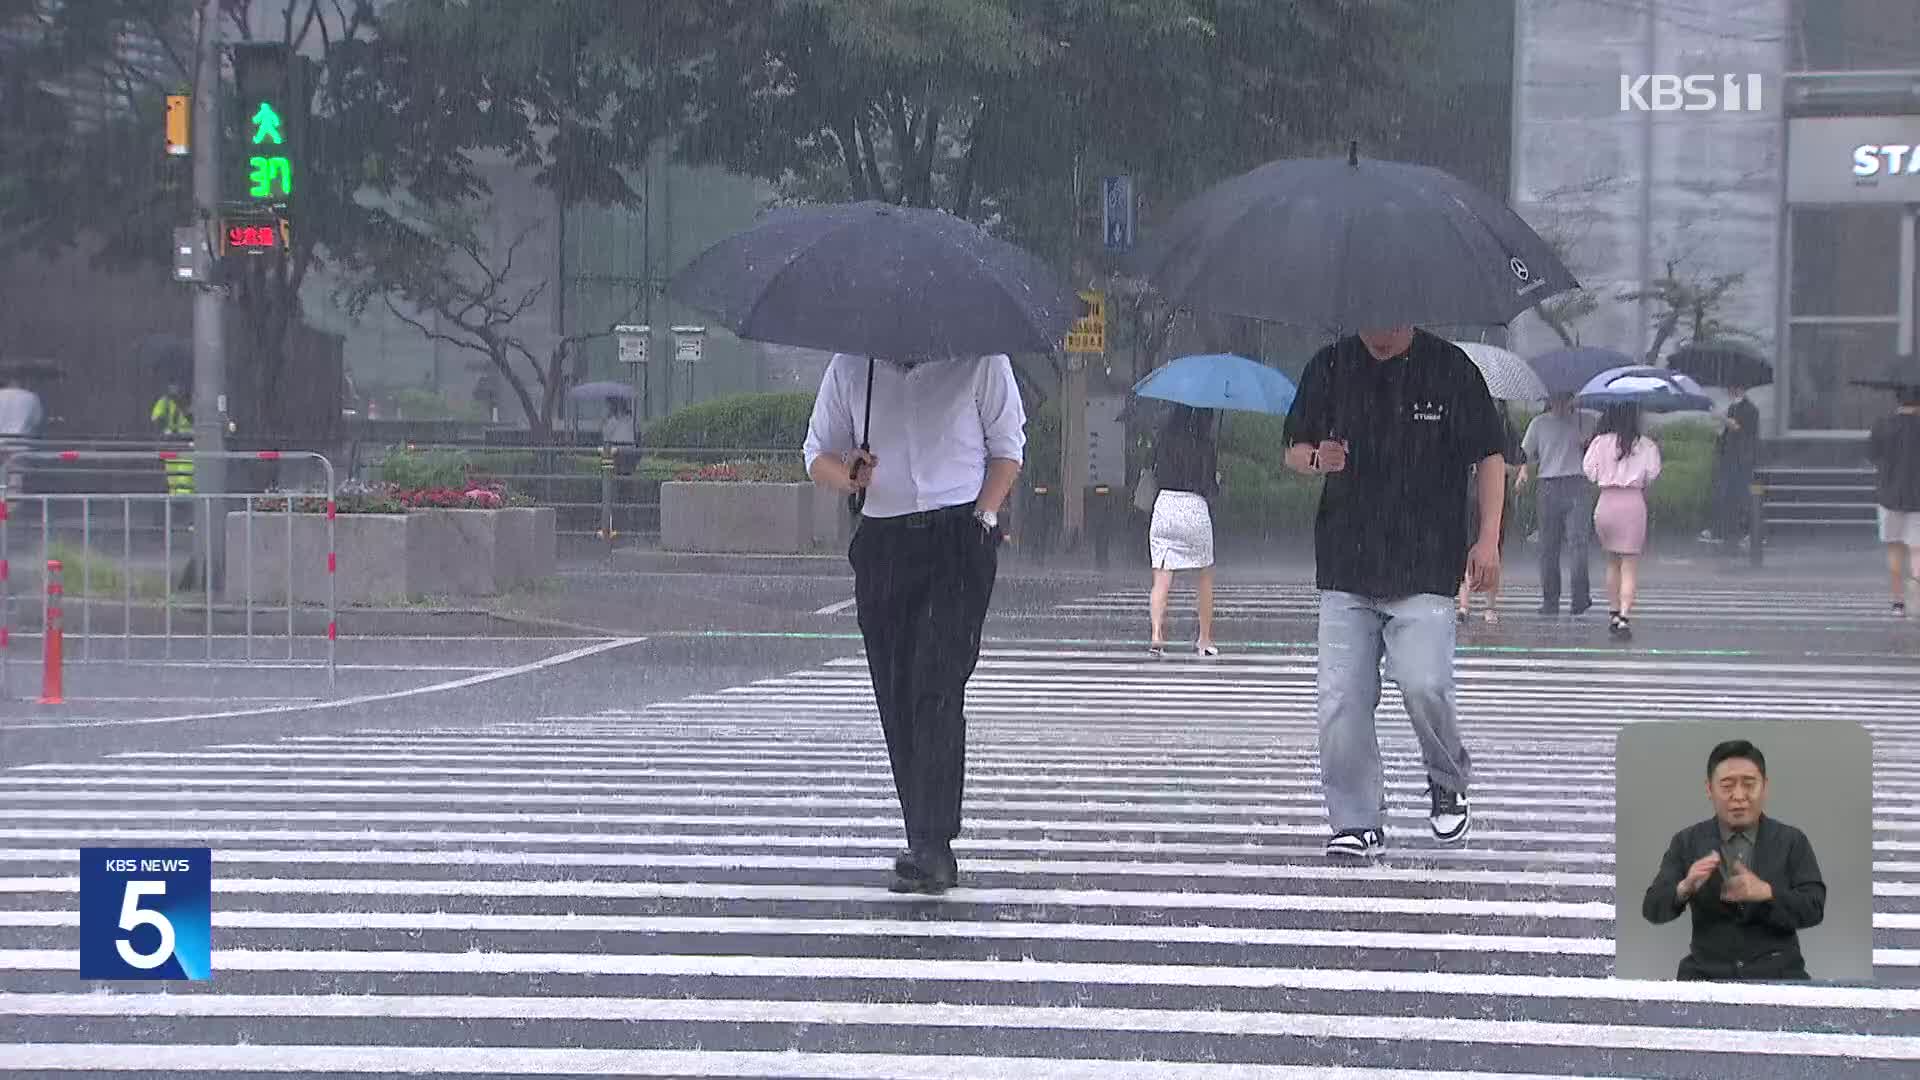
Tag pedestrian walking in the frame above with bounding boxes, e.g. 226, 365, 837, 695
1283, 326, 1508, 860
1146, 405, 1221, 657
1457, 406, 1525, 624
1516, 392, 1598, 615
803, 351, 1025, 895
1866, 386, 1920, 615
1703, 384, 1760, 549
1583, 402, 1662, 640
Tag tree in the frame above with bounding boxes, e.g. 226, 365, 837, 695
677, 1, 1429, 257
1618, 259, 1758, 366
1517, 174, 1628, 348
335, 204, 637, 437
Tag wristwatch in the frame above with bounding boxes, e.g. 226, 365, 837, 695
974, 509, 998, 531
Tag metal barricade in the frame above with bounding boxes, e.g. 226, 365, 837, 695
0, 450, 337, 696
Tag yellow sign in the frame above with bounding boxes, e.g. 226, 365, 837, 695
1065, 289, 1105, 354
165, 95, 190, 157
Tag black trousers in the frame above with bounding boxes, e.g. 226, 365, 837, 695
849, 503, 1000, 846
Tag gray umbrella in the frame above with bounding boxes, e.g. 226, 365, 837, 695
1132, 143, 1577, 332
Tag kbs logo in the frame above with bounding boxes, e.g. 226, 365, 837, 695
1619, 74, 1763, 112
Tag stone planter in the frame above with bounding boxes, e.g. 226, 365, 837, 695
223, 506, 557, 605
661, 481, 852, 554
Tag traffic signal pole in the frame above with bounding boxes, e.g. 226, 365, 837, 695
190, 0, 228, 587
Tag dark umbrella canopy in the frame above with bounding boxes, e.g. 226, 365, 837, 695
1132, 144, 1577, 332
667, 201, 1073, 358
1667, 340, 1773, 389
1529, 346, 1636, 398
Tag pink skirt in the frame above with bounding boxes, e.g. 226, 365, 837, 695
1593, 487, 1648, 555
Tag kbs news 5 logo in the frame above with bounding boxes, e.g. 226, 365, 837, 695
79, 848, 212, 980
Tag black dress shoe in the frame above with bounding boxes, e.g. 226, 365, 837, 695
889, 844, 958, 894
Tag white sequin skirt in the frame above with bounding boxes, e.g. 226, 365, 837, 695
1149, 490, 1215, 570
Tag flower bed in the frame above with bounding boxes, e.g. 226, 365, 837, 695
658, 457, 847, 554
226, 480, 554, 605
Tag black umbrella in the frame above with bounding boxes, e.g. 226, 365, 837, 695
1132, 143, 1577, 332
1528, 346, 1637, 398
667, 200, 1074, 358
669, 201, 1072, 515
1667, 340, 1773, 389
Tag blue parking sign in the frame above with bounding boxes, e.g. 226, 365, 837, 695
79, 847, 212, 980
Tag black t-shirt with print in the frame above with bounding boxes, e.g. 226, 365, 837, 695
1282, 329, 1508, 599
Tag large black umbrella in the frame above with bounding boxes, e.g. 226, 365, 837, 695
1667, 339, 1773, 389
1132, 143, 1577, 332
1529, 346, 1637, 398
667, 200, 1074, 358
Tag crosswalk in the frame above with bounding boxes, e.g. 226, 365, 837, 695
3, 645, 1920, 1076
1051, 580, 1901, 625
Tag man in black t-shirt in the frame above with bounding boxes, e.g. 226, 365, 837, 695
1282, 327, 1508, 859
1868, 387, 1920, 615
1705, 385, 1761, 547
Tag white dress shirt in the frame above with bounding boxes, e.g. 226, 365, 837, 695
803, 353, 1027, 519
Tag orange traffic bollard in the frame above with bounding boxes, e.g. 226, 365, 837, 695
39, 559, 62, 705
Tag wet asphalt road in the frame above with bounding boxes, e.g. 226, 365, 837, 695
2, 551, 1919, 1077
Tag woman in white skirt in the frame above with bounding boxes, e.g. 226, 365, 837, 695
1148, 405, 1221, 657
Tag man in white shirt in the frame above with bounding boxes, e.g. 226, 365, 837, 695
804, 352, 1026, 894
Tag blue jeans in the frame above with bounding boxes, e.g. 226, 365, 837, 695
1317, 591, 1472, 832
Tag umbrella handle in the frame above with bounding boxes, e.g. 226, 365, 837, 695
848, 356, 876, 516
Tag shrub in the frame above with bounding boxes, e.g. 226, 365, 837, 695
378, 449, 469, 491
644, 393, 815, 450
671, 458, 810, 484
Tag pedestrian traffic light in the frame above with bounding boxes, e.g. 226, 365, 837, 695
230, 43, 294, 205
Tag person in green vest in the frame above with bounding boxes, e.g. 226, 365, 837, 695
151, 382, 194, 497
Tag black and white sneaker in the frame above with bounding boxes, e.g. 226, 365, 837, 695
1325, 827, 1386, 860
1428, 784, 1471, 844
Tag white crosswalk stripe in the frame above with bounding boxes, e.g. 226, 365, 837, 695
1, 646, 1917, 1077
1050, 581, 1901, 625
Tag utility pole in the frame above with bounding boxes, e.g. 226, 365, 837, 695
1061, 155, 1089, 553
190, 0, 228, 586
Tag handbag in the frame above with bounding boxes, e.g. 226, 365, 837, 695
1132, 467, 1159, 512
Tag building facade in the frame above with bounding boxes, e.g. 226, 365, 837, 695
1510, 0, 1920, 443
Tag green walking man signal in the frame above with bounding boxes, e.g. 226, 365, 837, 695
251, 102, 284, 145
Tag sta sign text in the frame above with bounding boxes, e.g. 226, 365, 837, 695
1853, 144, 1920, 178
1619, 74, 1763, 112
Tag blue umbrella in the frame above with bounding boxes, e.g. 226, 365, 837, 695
1529, 346, 1636, 397
1132, 354, 1298, 415
1575, 366, 1713, 413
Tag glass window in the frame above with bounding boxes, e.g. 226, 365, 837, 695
1794, 0, 1920, 70
1787, 321, 1901, 431
1790, 206, 1902, 317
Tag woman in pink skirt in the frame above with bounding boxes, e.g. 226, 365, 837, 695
1583, 402, 1662, 640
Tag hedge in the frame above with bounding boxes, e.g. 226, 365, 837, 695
643, 392, 814, 450
639, 392, 1720, 538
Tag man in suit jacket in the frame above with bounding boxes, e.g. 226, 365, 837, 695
1641, 739, 1826, 980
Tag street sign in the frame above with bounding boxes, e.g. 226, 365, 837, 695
614, 324, 650, 365
672, 325, 706, 364
1102, 175, 1134, 252
1065, 290, 1105, 354
164, 95, 189, 157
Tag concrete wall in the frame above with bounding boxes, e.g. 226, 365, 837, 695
1510, 0, 1790, 437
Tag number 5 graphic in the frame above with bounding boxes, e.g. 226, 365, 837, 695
115, 880, 175, 970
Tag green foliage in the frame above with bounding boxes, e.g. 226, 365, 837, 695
675, 0, 1430, 254
378, 449, 469, 491
43, 541, 168, 599
671, 458, 812, 484
644, 393, 816, 450
1647, 420, 1717, 536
